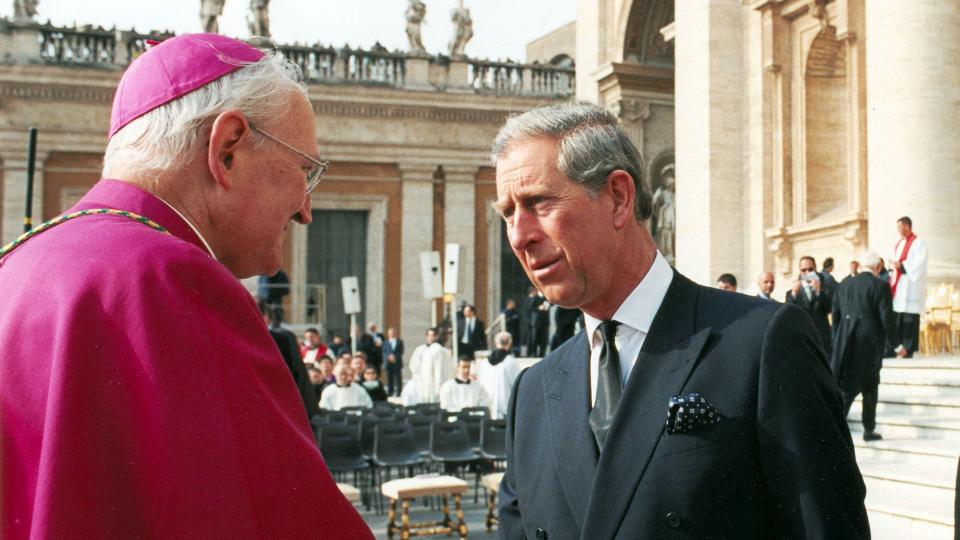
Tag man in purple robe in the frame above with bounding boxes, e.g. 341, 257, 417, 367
0, 34, 372, 538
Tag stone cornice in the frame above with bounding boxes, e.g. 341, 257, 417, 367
0, 80, 113, 104
311, 100, 512, 125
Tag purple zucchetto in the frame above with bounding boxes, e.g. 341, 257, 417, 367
108, 33, 265, 139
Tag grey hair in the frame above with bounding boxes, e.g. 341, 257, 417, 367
495, 331, 513, 348
102, 50, 308, 178
858, 250, 882, 270
491, 102, 652, 221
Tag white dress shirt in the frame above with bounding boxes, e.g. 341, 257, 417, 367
583, 251, 673, 407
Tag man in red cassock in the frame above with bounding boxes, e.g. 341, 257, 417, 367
0, 33, 373, 539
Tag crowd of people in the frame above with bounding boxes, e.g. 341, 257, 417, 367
279, 315, 523, 424
711, 216, 929, 441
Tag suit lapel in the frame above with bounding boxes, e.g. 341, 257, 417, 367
581, 272, 712, 539
543, 332, 597, 531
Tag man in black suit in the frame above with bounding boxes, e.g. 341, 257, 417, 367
522, 288, 549, 357
457, 304, 486, 359
382, 327, 405, 397
358, 323, 384, 374
786, 255, 834, 355
502, 298, 522, 355
491, 103, 868, 539
257, 299, 318, 421
831, 251, 896, 442
549, 306, 580, 351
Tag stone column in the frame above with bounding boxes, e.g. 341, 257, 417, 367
1, 148, 49, 246
866, 1, 960, 284
398, 164, 437, 345
673, 0, 745, 284
443, 165, 476, 305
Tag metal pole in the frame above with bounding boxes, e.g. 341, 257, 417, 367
24, 127, 38, 233
450, 295, 459, 360
350, 313, 357, 356
431, 298, 438, 328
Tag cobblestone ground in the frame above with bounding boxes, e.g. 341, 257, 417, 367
358, 485, 499, 540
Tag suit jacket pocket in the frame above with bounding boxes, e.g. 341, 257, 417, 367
652, 416, 748, 460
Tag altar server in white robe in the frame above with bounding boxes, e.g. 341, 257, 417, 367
440, 357, 491, 412
888, 216, 928, 358
477, 331, 522, 420
408, 327, 454, 404
319, 364, 373, 411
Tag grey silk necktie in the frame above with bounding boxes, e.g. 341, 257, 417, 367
589, 320, 622, 451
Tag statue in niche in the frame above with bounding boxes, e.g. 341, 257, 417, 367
448, 0, 473, 57
247, 0, 270, 38
13, 0, 38, 21
651, 163, 676, 265
405, 0, 427, 53
200, 0, 226, 34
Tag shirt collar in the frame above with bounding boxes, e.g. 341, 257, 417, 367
583, 251, 673, 346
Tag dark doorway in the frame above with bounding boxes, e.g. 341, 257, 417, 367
308, 209, 368, 339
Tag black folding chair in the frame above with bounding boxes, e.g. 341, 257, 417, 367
359, 417, 391, 460
372, 422, 428, 513
429, 419, 479, 477
457, 409, 489, 450
476, 418, 508, 501
317, 424, 372, 508
405, 414, 435, 456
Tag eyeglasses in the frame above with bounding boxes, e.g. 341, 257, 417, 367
250, 123, 329, 194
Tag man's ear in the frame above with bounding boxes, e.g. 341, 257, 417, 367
606, 169, 637, 229
207, 110, 251, 190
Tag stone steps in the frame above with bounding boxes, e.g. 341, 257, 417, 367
848, 356, 960, 538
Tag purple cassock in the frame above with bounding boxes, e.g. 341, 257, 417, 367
0, 180, 373, 538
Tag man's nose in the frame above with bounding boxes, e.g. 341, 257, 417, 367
509, 206, 540, 251
293, 193, 313, 224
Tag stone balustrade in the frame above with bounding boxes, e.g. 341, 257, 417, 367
0, 19, 574, 97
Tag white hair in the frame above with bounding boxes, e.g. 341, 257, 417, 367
103, 51, 308, 179
858, 250, 882, 269
495, 331, 513, 348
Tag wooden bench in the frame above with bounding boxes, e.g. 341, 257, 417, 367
381, 475, 468, 539
481, 472, 504, 531
337, 483, 361, 504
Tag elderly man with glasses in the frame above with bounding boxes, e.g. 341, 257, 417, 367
0, 34, 371, 539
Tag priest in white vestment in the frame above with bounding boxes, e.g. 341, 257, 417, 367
439, 357, 491, 412
408, 327, 454, 404
319, 364, 373, 411
888, 216, 928, 358
477, 331, 522, 420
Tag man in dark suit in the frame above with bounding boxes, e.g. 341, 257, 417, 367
502, 299, 522, 355
549, 306, 580, 351
382, 327, 405, 397
257, 299, 318, 422
831, 251, 896, 442
786, 255, 834, 355
458, 304, 486, 359
522, 288, 549, 357
491, 103, 868, 539
357, 323, 384, 374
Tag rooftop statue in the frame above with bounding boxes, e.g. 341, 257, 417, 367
247, 0, 270, 37
405, 0, 427, 54
13, 0, 38, 21
200, 0, 226, 34
448, 1, 473, 57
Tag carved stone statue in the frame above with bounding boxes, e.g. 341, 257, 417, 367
448, 1, 473, 57
13, 0, 38, 21
651, 164, 676, 264
200, 0, 226, 34
247, 0, 270, 37
405, 0, 427, 53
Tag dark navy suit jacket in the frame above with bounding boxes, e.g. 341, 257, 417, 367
499, 271, 869, 539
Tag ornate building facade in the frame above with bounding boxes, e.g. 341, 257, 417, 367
575, 0, 959, 295
0, 19, 573, 341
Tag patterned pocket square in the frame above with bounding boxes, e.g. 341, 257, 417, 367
666, 393, 722, 434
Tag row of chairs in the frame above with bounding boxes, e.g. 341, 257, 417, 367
314, 404, 507, 512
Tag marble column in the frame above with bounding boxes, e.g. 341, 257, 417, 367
866, 1, 960, 284
443, 165, 477, 306
399, 164, 437, 345
673, 0, 745, 284
1, 148, 49, 246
